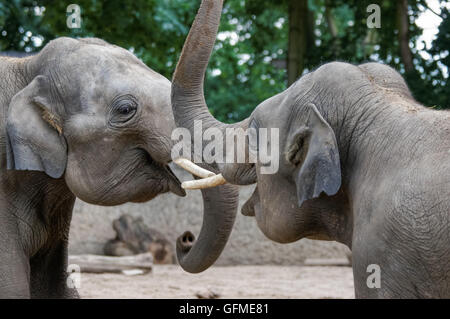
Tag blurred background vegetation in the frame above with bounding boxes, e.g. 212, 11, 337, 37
0, 0, 448, 122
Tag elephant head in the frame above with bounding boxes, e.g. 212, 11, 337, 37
6, 37, 184, 204
5, 37, 236, 272
172, 0, 344, 252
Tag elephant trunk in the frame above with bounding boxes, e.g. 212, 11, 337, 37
176, 181, 239, 273
172, 0, 230, 132
171, 0, 242, 273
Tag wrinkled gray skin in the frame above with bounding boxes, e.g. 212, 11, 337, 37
0, 37, 238, 298
172, 0, 450, 298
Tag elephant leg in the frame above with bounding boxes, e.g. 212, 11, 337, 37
0, 231, 31, 298
352, 257, 427, 298
352, 235, 426, 298
351, 241, 394, 298
0, 256, 30, 298
30, 239, 79, 299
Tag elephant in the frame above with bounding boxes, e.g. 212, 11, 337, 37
0, 37, 239, 298
170, 0, 450, 298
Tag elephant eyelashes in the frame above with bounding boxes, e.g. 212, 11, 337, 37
109, 95, 138, 126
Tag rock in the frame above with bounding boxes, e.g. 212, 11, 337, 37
104, 214, 174, 264
195, 288, 220, 299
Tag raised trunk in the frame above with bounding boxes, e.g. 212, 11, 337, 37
172, 0, 227, 132
171, 0, 240, 273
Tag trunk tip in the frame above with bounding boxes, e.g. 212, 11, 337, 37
176, 230, 195, 254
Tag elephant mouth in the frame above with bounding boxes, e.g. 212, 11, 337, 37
141, 149, 186, 197
164, 164, 186, 197
241, 186, 258, 217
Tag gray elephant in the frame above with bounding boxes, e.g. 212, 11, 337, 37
171, 0, 450, 298
0, 37, 238, 298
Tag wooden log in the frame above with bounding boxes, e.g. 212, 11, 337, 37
303, 258, 351, 267
68, 253, 153, 274
104, 214, 174, 264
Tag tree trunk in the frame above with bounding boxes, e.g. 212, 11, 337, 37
325, 0, 339, 58
288, 0, 308, 86
397, 0, 414, 73
325, 1, 338, 39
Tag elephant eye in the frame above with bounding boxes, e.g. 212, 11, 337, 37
110, 95, 138, 126
118, 104, 133, 115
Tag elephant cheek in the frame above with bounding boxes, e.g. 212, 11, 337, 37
64, 156, 101, 204
253, 190, 303, 244
65, 165, 91, 202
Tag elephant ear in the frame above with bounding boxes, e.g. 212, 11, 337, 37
286, 103, 341, 207
5, 75, 67, 178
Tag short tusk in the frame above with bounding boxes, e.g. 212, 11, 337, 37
182, 174, 227, 190
173, 158, 216, 178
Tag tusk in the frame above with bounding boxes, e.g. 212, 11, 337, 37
181, 174, 227, 190
173, 158, 216, 178
173, 158, 228, 189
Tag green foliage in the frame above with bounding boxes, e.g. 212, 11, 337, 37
206, 0, 288, 121
0, 0, 448, 122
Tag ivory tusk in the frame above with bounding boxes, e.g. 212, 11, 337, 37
181, 174, 227, 190
173, 158, 216, 178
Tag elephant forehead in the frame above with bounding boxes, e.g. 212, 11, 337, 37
61, 45, 162, 86
65, 67, 170, 121
251, 71, 316, 128
311, 61, 369, 90
252, 93, 290, 125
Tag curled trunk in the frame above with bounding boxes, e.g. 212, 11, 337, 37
176, 179, 238, 273
171, 0, 241, 273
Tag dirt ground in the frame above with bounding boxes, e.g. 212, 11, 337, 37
78, 265, 355, 299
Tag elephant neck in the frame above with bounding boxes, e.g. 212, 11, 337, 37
0, 170, 75, 257
0, 56, 32, 95
304, 190, 354, 247
0, 57, 32, 156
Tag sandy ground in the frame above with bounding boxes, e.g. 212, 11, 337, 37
78, 265, 355, 299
